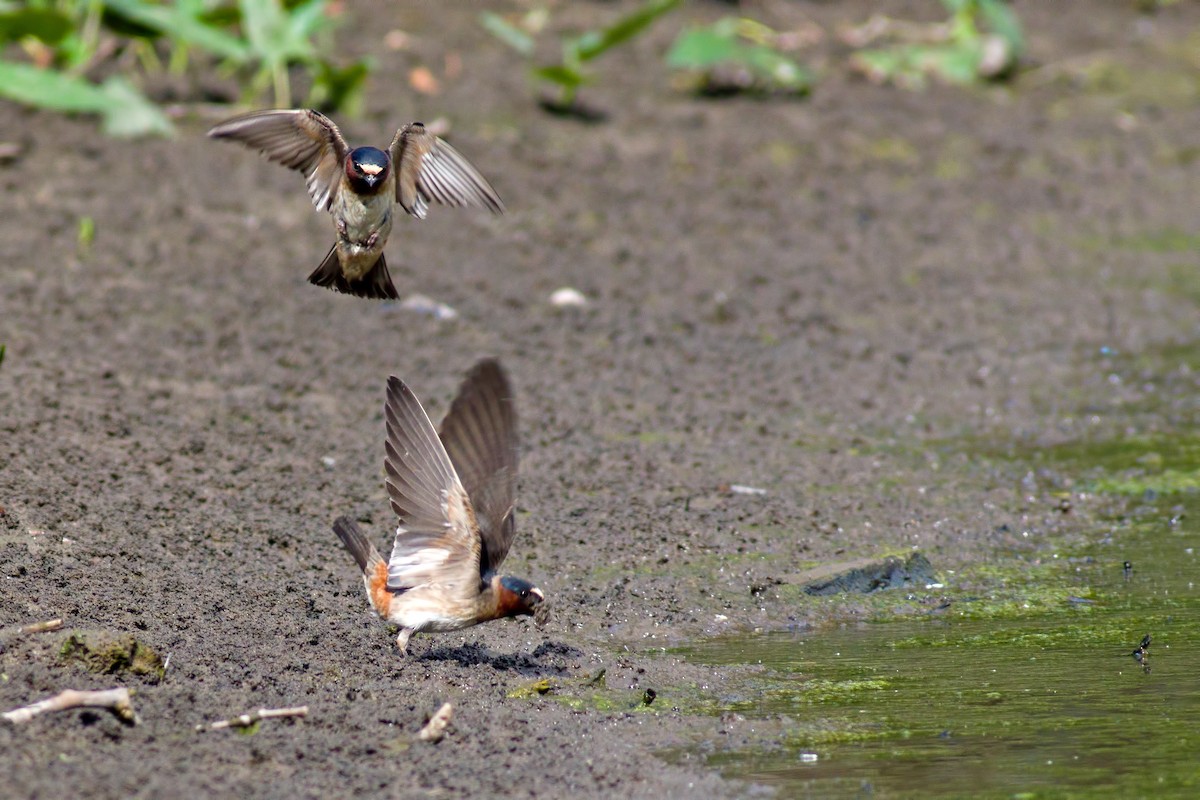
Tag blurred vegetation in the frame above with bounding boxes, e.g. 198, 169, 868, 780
0, 1, 1040, 134
481, 0, 680, 117
667, 17, 812, 97
845, 0, 1024, 89
482, 0, 1030, 117
0, 0, 371, 137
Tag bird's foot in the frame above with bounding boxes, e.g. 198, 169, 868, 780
396, 628, 413, 655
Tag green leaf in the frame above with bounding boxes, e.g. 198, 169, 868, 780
308, 57, 372, 114
284, 0, 327, 46
78, 216, 96, 249
96, 76, 175, 136
0, 8, 73, 45
742, 45, 811, 91
240, 0, 307, 65
532, 63, 587, 89
667, 23, 811, 93
574, 0, 681, 62
923, 43, 984, 84
977, 0, 1024, 53
0, 61, 172, 136
666, 27, 739, 69
479, 12, 533, 56
102, 0, 251, 62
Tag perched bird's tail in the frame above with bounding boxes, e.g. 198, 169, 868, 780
333, 516, 392, 616
309, 246, 399, 300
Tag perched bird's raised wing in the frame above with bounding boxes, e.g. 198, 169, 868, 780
438, 360, 518, 578
208, 109, 348, 212
384, 376, 482, 595
389, 123, 505, 220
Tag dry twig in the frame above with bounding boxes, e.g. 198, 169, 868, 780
418, 702, 453, 742
197, 705, 309, 732
2, 687, 137, 725
15, 619, 64, 635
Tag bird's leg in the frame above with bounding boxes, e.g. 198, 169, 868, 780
336, 218, 349, 241
395, 627, 414, 655
363, 229, 380, 249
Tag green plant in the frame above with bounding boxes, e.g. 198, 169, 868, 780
666, 17, 812, 96
847, 0, 1024, 89
481, 0, 681, 115
0, 0, 371, 138
0, 2, 171, 135
77, 215, 95, 256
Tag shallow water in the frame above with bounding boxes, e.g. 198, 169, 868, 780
678, 491, 1200, 798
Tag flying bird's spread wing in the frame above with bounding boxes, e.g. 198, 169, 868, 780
384, 376, 482, 595
208, 109, 348, 212
389, 123, 505, 220
438, 359, 519, 578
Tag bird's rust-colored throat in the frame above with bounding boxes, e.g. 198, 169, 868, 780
492, 583, 535, 620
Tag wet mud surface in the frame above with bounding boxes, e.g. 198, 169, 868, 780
1, 1, 1198, 796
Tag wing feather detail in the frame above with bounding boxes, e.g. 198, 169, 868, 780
383, 376, 482, 594
437, 360, 518, 577
389, 123, 505, 219
208, 109, 348, 212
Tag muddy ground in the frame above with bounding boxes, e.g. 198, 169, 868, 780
1, 0, 1198, 796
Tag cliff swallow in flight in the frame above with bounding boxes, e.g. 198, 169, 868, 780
208, 109, 505, 300
333, 359, 543, 654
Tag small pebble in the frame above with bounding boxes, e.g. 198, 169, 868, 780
549, 287, 588, 307
395, 294, 459, 320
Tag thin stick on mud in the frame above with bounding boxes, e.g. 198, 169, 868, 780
197, 705, 309, 732
9, 618, 64, 636
418, 702, 453, 742
2, 687, 137, 725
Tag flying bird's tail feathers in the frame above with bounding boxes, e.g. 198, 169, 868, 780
334, 516, 394, 617
333, 516, 385, 574
308, 246, 399, 300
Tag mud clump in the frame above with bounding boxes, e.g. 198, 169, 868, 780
58, 630, 165, 683
802, 553, 938, 596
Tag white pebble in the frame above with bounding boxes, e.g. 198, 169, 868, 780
549, 287, 588, 307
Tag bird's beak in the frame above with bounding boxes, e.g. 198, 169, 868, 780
358, 162, 383, 188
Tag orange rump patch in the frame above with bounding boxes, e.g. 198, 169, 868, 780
368, 560, 392, 615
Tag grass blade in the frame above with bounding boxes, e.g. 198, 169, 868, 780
575, 0, 681, 62
480, 11, 534, 56
0, 61, 172, 136
102, 0, 250, 62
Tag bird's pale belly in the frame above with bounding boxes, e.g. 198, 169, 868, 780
386, 589, 478, 633
332, 192, 394, 280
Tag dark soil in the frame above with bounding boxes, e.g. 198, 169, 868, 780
2, 1, 1198, 796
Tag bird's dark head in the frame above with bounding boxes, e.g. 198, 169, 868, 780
345, 146, 390, 192
495, 576, 544, 618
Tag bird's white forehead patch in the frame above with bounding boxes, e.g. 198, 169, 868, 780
359, 163, 383, 176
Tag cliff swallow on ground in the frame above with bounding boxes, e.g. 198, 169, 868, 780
333, 359, 543, 655
208, 109, 505, 300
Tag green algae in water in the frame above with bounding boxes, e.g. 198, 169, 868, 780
673, 496, 1200, 798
